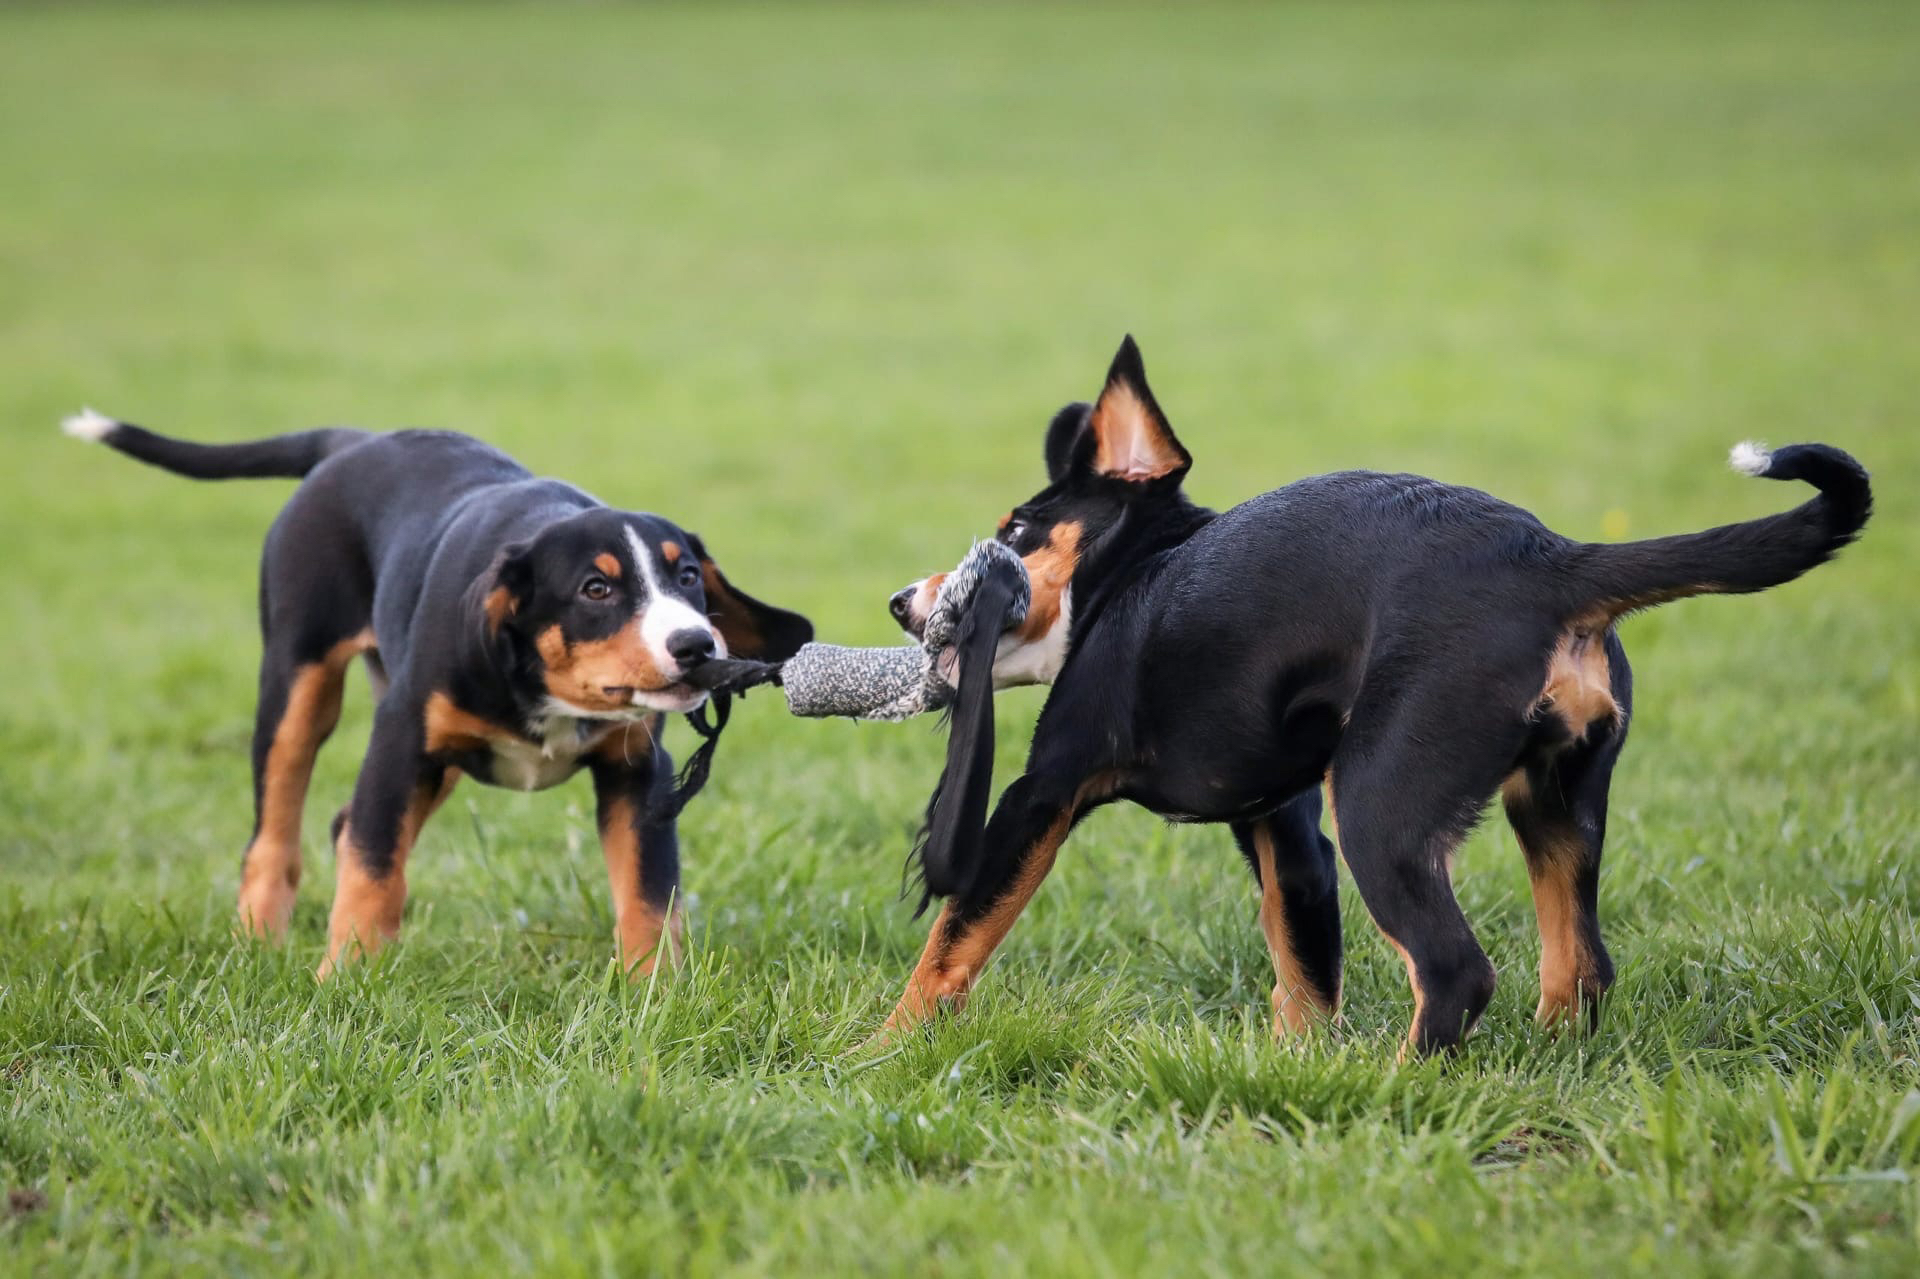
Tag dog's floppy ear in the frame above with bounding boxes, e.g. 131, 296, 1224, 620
1085, 334, 1190, 486
909, 570, 1020, 914
475, 542, 536, 635
685, 533, 813, 661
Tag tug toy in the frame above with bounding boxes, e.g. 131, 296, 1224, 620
684, 540, 1031, 909
686, 539, 1032, 720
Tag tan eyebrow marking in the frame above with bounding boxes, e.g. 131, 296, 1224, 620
661, 542, 681, 563
593, 553, 622, 578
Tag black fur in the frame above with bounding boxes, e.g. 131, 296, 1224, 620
885, 336, 1871, 1053
78, 416, 810, 973
1557, 442, 1872, 614
909, 566, 1025, 912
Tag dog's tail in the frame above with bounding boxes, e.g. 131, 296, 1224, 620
61, 408, 369, 481
1555, 442, 1871, 621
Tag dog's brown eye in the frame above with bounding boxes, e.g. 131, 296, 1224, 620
677, 564, 700, 589
581, 577, 613, 601
1001, 520, 1027, 545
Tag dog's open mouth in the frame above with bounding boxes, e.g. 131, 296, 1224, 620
631, 682, 708, 713
574, 682, 707, 716
677, 657, 778, 693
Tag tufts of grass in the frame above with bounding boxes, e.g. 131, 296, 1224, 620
3, 2, 1918, 1274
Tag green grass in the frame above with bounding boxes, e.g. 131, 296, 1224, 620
3, 2, 1919, 1273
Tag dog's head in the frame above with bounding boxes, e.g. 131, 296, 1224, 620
889, 335, 1193, 689
477, 511, 811, 717
897, 337, 1200, 910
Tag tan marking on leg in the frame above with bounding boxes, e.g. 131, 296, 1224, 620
1529, 849, 1585, 1026
1338, 773, 1494, 1055
881, 809, 1074, 1035
1252, 827, 1334, 1035
1387, 936, 1426, 1041
876, 774, 1120, 1042
237, 631, 374, 941
599, 793, 681, 978
1504, 770, 1604, 1028
316, 769, 458, 979
1337, 764, 1440, 1058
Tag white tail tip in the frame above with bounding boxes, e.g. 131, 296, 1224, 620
1729, 440, 1772, 477
61, 407, 118, 442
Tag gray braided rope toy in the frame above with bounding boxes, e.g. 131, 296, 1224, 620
687, 540, 1030, 718
780, 539, 1030, 719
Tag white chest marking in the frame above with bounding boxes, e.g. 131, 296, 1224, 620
488, 717, 617, 792
992, 588, 1072, 689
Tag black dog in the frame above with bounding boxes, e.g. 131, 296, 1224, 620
64, 410, 810, 978
884, 338, 1870, 1053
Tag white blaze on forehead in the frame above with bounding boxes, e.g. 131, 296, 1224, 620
624, 525, 722, 671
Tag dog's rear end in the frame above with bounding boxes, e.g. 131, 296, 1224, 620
877, 337, 1870, 1055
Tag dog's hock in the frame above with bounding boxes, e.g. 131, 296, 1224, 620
777, 541, 1032, 721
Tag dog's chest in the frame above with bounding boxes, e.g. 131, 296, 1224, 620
484, 718, 621, 792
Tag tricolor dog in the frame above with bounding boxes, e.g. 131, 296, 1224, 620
884, 337, 1871, 1054
64, 412, 810, 978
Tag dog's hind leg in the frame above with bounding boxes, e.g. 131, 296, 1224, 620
1502, 755, 1618, 1032
237, 502, 377, 942
1503, 644, 1631, 1031
237, 629, 373, 941
1232, 788, 1343, 1036
1330, 671, 1536, 1055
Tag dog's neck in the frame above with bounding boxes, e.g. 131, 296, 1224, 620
1071, 495, 1216, 638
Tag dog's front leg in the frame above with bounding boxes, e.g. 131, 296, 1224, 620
880, 773, 1089, 1037
589, 732, 683, 979
318, 705, 456, 980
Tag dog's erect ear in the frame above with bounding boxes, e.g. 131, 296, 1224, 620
685, 533, 813, 661
1044, 402, 1093, 483
1085, 335, 1190, 485
477, 542, 536, 635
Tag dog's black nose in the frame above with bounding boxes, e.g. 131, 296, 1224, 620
889, 588, 914, 623
666, 629, 716, 670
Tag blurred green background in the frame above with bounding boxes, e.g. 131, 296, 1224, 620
2, 3, 1917, 1274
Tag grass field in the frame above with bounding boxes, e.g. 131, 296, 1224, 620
3, 2, 1919, 1274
